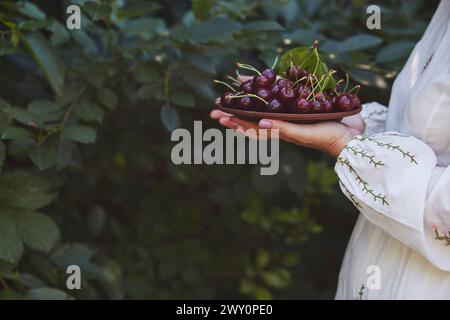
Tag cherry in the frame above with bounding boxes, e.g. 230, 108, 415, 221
279, 86, 296, 104
315, 92, 326, 101
322, 99, 334, 113
270, 84, 281, 98
286, 65, 301, 81
335, 94, 354, 111
256, 88, 272, 102
253, 75, 272, 89
241, 80, 254, 94
276, 79, 293, 88
349, 93, 361, 109
221, 92, 235, 108
311, 100, 324, 113
291, 98, 311, 114
267, 99, 284, 113
261, 69, 277, 84
239, 96, 252, 110
297, 86, 311, 99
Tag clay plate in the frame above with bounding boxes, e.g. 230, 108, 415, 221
217, 105, 362, 123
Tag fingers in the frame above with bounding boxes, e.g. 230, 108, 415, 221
256, 119, 313, 144
210, 109, 232, 119
230, 117, 270, 140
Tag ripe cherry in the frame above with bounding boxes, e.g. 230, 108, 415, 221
267, 99, 284, 113
349, 93, 361, 109
270, 84, 281, 98
322, 99, 334, 112
297, 86, 311, 99
257, 88, 272, 102
253, 75, 272, 89
279, 86, 296, 104
291, 98, 311, 114
286, 65, 301, 81
335, 94, 354, 111
241, 80, 254, 94
261, 69, 277, 84
276, 79, 293, 88
239, 96, 252, 110
311, 100, 324, 113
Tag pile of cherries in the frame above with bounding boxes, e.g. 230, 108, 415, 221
216, 64, 361, 114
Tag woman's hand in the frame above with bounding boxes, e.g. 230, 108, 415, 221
210, 110, 363, 158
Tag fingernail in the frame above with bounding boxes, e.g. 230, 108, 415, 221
258, 119, 273, 129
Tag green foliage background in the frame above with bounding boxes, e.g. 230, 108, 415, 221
0, 0, 438, 299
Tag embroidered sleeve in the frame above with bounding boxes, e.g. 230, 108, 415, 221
335, 132, 450, 271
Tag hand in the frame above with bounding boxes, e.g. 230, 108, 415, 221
210, 110, 362, 158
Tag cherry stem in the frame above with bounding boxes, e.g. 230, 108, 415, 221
214, 80, 236, 92
236, 63, 261, 75
292, 76, 308, 87
226, 75, 240, 85
343, 73, 350, 93
271, 55, 279, 70
230, 94, 269, 105
347, 84, 361, 94
318, 70, 336, 92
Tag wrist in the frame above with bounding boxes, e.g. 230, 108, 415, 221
327, 129, 358, 158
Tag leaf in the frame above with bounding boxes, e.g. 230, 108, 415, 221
74, 102, 105, 123
192, 0, 215, 21
97, 88, 118, 111
87, 205, 106, 237
160, 105, 180, 132
337, 34, 383, 53
84, 2, 112, 21
0, 170, 56, 210
260, 269, 291, 289
171, 92, 196, 108
376, 41, 415, 63
28, 100, 60, 114
16, 1, 46, 20
25, 287, 67, 300
0, 289, 22, 300
28, 138, 58, 170
14, 211, 59, 253
0, 214, 23, 264
47, 20, 69, 46
21, 33, 65, 95
62, 125, 97, 144
242, 21, 284, 32
0, 39, 17, 56
190, 17, 241, 43
50, 243, 96, 267
1, 105, 42, 127
347, 68, 388, 89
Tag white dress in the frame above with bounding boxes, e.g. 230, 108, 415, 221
335, 0, 450, 299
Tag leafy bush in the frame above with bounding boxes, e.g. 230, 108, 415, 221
0, 0, 437, 299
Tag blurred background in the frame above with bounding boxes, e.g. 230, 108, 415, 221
0, 0, 439, 299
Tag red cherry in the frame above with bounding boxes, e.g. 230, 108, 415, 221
297, 86, 311, 99
261, 69, 277, 84
323, 99, 334, 113
311, 100, 324, 113
270, 84, 281, 98
349, 93, 361, 109
240, 80, 254, 94
253, 75, 272, 89
267, 99, 285, 113
286, 65, 301, 81
239, 96, 252, 110
276, 79, 293, 88
336, 95, 354, 111
279, 86, 296, 104
291, 98, 311, 113
256, 88, 272, 102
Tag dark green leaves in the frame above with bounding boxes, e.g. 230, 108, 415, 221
376, 41, 415, 63
190, 17, 241, 43
21, 33, 65, 95
192, 0, 215, 20
62, 125, 97, 144
337, 34, 383, 53
160, 105, 180, 132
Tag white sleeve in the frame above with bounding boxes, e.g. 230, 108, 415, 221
335, 132, 450, 271
360, 102, 388, 135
